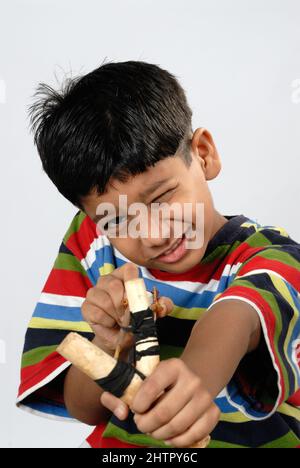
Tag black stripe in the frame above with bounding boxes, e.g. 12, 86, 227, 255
59, 242, 75, 255
156, 316, 194, 348
210, 413, 298, 447
259, 228, 295, 246
203, 215, 250, 260
23, 328, 94, 353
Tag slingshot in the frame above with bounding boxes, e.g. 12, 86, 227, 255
57, 277, 210, 448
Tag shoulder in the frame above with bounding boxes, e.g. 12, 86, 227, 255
228, 217, 299, 266
62, 210, 114, 264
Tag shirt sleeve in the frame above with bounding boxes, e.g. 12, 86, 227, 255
207, 243, 300, 420
16, 211, 114, 420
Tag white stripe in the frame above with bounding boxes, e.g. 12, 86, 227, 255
291, 339, 300, 370
79, 440, 92, 448
140, 262, 243, 295
81, 236, 243, 295
39, 293, 85, 307
16, 361, 72, 403
136, 341, 158, 352
206, 295, 282, 420
81, 235, 112, 271
17, 403, 78, 423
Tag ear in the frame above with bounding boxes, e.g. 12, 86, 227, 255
190, 128, 222, 180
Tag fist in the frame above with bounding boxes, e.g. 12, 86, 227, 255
81, 262, 173, 354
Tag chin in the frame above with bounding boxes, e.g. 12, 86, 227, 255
154, 251, 204, 273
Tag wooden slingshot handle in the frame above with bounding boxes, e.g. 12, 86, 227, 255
57, 277, 210, 449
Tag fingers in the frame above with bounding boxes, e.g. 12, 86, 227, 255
146, 395, 212, 440
163, 403, 220, 448
82, 301, 116, 328
100, 392, 130, 421
133, 378, 211, 435
110, 262, 140, 283
131, 359, 183, 414
91, 323, 120, 350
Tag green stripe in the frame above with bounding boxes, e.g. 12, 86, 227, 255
170, 305, 206, 320
21, 345, 57, 368
243, 230, 273, 248
258, 247, 300, 270
103, 422, 169, 448
160, 344, 182, 360
63, 211, 87, 244
54, 252, 87, 276
208, 439, 247, 448
201, 244, 235, 265
261, 431, 300, 448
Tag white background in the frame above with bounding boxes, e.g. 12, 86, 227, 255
0, 0, 299, 447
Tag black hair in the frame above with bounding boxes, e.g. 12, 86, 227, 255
29, 60, 193, 209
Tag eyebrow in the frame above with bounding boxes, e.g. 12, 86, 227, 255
139, 178, 170, 198
92, 178, 170, 223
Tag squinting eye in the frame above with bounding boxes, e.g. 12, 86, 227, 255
103, 215, 127, 230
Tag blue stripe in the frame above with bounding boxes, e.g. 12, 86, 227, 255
85, 245, 116, 285
24, 401, 72, 419
215, 396, 239, 414
33, 303, 83, 322
226, 380, 270, 419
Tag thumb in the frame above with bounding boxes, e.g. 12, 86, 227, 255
100, 391, 129, 420
151, 296, 174, 318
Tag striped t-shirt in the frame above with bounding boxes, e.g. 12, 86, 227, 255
17, 212, 300, 448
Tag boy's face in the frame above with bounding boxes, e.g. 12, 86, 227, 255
81, 128, 227, 273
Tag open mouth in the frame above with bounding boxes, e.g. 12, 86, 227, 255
155, 234, 187, 263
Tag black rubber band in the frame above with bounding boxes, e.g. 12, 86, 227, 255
122, 308, 158, 343
95, 360, 145, 397
135, 345, 160, 361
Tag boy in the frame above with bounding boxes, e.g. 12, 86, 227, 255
17, 61, 300, 448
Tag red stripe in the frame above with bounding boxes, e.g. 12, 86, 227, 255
217, 285, 286, 404
287, 388, 300, 406
149, 244, 265, 283
42, 269, 92, 296
86, 424, 141, 448
66, 215, 98, 261
237, 256, 300, 292
18, 352, 67, 398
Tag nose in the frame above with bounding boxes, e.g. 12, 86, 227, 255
139, 210, 172, 249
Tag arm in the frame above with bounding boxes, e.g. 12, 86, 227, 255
181, 299, 261, 399
131, 298, 261, 447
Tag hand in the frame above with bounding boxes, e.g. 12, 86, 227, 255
82, 262, 173, 353
130, 358, 220, 448
82, 262, 174, 421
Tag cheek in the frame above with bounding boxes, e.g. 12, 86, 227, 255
109, 238, 141, 261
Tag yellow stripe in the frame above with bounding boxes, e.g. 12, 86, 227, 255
241, 222, 259, 232
99, 263, 115, 276
219, 412, 250, 423
269, 275, 299, 387
29, 317, 93, 333
278, 402, 300, 421
170, 305, 207, 321
219, 403, 300, 423
268, 226, 290, 238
